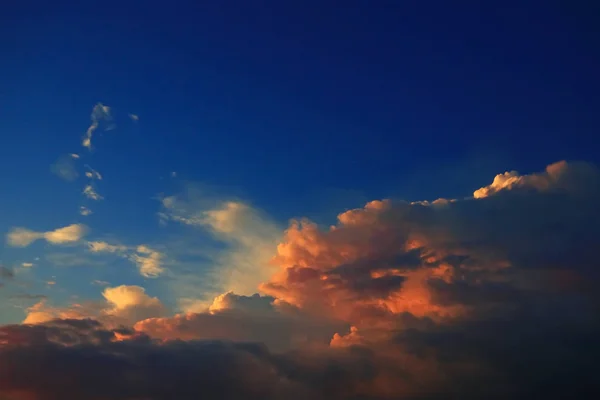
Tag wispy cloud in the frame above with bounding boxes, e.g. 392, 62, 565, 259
50, 154, 79, 181
6, 224, 88, 247
82, 103, 113, 150
85, 241, 166, 278
83, 184, 103, 200
158, 187, 282, 307
84, 165, 102, 180
79, 206, 93, 216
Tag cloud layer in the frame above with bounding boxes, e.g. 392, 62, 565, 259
2, 160, 600, 399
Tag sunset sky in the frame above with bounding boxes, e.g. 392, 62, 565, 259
1, 2, 599, 399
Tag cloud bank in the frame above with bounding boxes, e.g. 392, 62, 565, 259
2, 160, 600, 399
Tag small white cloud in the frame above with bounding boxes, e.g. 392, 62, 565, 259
79, 206, 93, 216
84, 165, 102, 180
92, 280, 110, 286
83, 184, 103, 200
129, 113, 139, 121
171, 171, 177, 178
70, 153, 80, 159
21, 262, 34, 268
82, 103, 113, 150
6, 224, 88, 247
87, 241, 128, 253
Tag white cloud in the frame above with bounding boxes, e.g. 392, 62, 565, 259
83, 184, 103, 200
79, 206, 93, 216
70, 153, 80, 159
87, 241, 128, 253
21, 262, 34, 268
6, 224, 88, 247
82, 103, 112, 150
129, 113, 139, 121
84, 165, 102, 180
102, 285, 166, 323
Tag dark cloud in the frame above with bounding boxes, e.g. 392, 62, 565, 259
1, 314, 599, 400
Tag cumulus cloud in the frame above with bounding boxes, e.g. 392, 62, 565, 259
136, 291, 345, 352
6, 224, 88, 247
3, 160, 600, 399
82, 102, 113, 150
22, 285, 166, 327
102, 285, 167, 324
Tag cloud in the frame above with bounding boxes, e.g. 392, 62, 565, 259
82, 102, 113, 150
83, 184, 103, 200
129, 113, 139, 121
22, 285, 166, 327
1, 315, 597, 399
131, 245, 165, 278
6, 224, 88, 247
136, 291, 345, 352
102, 285, 167, 324
87, 241, 128, 253
79, 206, 93, 216
50, 154, 79, 181
21, 262, 34, 268
84, 241, 166, 278
84, 165, 102, 180
159, 189, 281, 302
3, 160, 600, 399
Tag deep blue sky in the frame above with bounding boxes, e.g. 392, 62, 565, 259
1, 1, 599, 322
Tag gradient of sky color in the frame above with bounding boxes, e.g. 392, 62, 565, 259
1, 2, 599, 399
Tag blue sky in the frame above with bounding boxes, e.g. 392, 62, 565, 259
1, 1, 599, 325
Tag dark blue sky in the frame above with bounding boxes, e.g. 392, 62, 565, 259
1, 1, 599, 321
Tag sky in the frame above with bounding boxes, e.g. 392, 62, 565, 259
1, 1, 600, 399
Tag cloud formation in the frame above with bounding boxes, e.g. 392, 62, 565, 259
2, 160, 600, 399
136, 291, 345, 352
22, 285, 166, 326
159, 189, 281, 306
83, 184, 103, 200
82, 102, 112, 150
86, 241, 166, 278
6, 224, 88, 247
